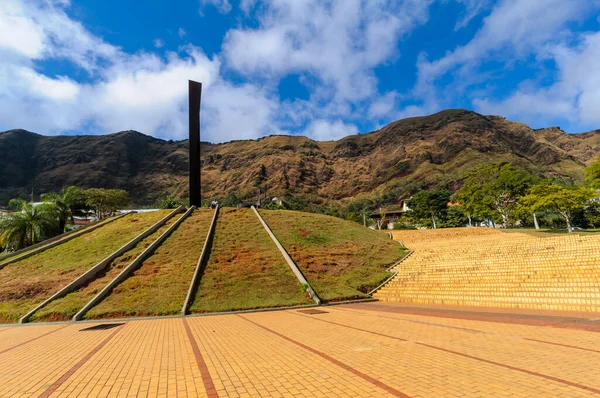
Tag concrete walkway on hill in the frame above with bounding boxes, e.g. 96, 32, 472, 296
0, 302, 599, 397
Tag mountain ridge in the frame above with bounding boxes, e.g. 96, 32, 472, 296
2, 109, 599, 208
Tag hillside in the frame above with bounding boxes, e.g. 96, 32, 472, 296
0, 208, 405, 323
1, 109, 599, 207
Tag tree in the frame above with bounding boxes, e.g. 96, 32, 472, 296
408, 190, 450, 229
440, 205, 469, 228
456, 163, 537, 228
40, 186, 86, 232
521, 184, 595, 233
254, 164, 267, 188
219, 192, 240, 207
84, 189, 130, 220
585, 157, 600, 189
156, 196, 183, 209
0, 200, 58, 250
375, 207, 388, 230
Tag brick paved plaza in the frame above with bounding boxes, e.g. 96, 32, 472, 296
1, 302, 599, 397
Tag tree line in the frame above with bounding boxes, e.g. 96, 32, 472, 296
0, 187, 130, 252
406, 159, 600, 232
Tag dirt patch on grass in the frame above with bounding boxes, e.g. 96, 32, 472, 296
189, 208, 311, 313
84, 210, 214, 319
0, 210, 172, 323
261, 210, 406, 302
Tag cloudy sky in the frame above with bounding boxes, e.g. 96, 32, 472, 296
1, 0, 599, 142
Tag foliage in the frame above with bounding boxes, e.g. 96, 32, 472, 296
521, 183, 595, 232
156, 195, 183, 209
585, 156, 600, 189
454, 163, 537, 227
439, 206, 469, 228
254, 164, 267, 188
84, 188, 130, 219
0, 200, 58, 251
219, 192, 240, 207
584, 201, 600, 228
408, 190, 450, 229
392, 221, 416, 230
261, 202, 285, 210
40, 186, 86, 232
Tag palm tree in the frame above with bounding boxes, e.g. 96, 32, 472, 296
40, 186, 85, 232
0, 200, 58, 251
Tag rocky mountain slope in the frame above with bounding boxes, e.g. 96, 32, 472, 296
1, 109, 599, 207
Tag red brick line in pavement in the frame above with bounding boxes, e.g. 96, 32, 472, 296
182, 318, 218, 398
295, 312, 600, 395
38, 325, 124, 398
237, 314, 410, 398
334, 307, 600, 354
346, 303, 600, 332
0, 325, 71, 356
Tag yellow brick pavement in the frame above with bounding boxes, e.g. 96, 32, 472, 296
0, 303, 598, 397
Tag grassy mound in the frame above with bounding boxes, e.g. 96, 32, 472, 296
0, 210, 171, 323
84, 210, 213, 319
189, 208, 312, 313
261, 210, 406, 302
29, 213, 184, 322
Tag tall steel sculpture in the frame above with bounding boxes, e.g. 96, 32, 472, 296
189, 80, 202, 207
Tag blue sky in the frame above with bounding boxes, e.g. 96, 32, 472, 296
1, 0, 600, 143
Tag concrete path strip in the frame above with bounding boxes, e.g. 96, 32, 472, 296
251, 206, 321, 305
182, 206, 219, 315
19, 207, 186, 324
0, 213, 127, 270
72, 206, 195, 321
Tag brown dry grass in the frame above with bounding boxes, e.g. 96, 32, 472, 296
84, 210, 214, 319
29, 214, 183, 322
189, 208, 311, 313
261, 210, 406, 302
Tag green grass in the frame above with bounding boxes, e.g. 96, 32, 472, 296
261, 210, 406, 302
29, 215, 182, 322
84, 210, 214, 319
189, 208, 312, 313
0, 210, 171, 323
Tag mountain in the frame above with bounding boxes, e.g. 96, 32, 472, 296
1, 109, 599, 208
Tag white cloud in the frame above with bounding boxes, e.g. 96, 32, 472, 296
199, 0, 232, 15
153, 39, 164, 48
240, 0, 258, 15
223, 0, 433, 102
303, 120, 358, 141
0, 1, 280, 142
453, 0, 492, 30
474, 30, 600, 129
368, 92, 398, 118
0, 0, 45, 58
178, 27, 186, 38
413, 0, 598, 123
395, 105, 427, 120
